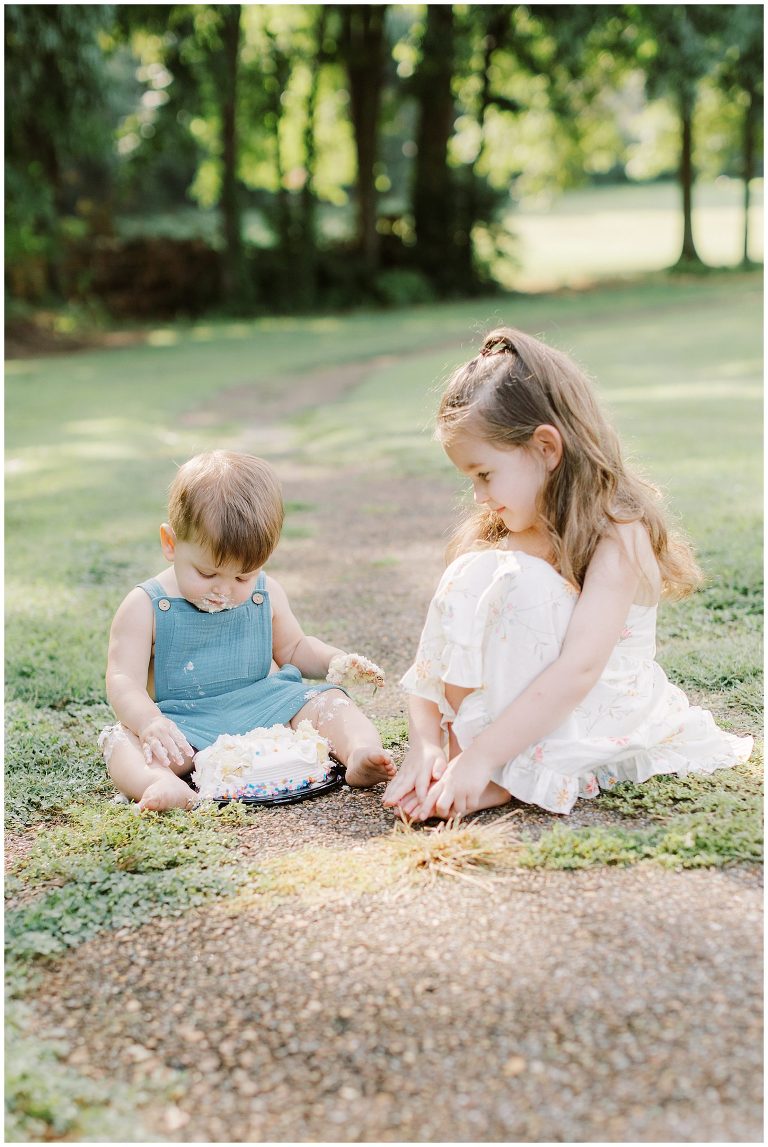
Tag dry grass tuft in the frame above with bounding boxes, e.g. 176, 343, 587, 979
386, 812, 524, 884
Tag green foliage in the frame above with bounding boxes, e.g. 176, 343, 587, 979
5, 702, 114, 828
6, 865, 232, 959
5, 994, 151, 1142
596, 758, 763, 820
5, 4, 117, 295
520, 824, 650, 869
4, 164, 58, 269
6, 3, 763, 310
519, 756, 763, 871
652, 810, 762, 867
375, 716, 410, 751
662, 638, 763, 716
518, 809, 761, 871
624, 5, 722, 103
6, 606, 111, 710
373, 268, 437, 307
6, 804, 246, 959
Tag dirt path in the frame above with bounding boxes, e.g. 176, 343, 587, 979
22, 349, 763, 1142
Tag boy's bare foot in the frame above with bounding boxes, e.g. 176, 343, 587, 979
137, 773, 197, 812
345, 746, 396, 788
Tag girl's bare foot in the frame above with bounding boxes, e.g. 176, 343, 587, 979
137, 772, 197, 812
415, 778, 512, 821
345, 746, 396, 788
465, 779, 512, 814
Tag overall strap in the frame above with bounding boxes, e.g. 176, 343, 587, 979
255, 571, 267, 592
137, 577, 169, 601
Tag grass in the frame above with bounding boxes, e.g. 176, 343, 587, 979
386, 813, 523, 883
5, 701, 115, 827
5, 803, 248, 960
4, 801, 247, 1139
6, 997, 153, 1143
5, 272, 762, 1137
505, 177, 764, 290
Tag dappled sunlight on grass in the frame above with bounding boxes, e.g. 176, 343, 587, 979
605, 382, 761, 403
256, 314, 345, 332
5, 455, 42, 477
718, 358, 764, 379
294, 345, 458, 471
506, 180, 763, 292
64, 440, 148, 461
5, 450, 167, 508
63, 416, 154, 437
4, 359, 38, 376
146, 328, 181, 346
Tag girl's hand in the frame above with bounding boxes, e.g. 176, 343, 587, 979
139, 717, 194, 769
413, 749, 493, 820
382, 744, 447, 808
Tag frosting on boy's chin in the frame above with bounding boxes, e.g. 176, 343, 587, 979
192, 595, 236, 613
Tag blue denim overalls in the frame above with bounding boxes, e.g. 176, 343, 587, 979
138, 572, 339, 749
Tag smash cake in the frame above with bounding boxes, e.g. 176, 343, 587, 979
192, 720, 335, 802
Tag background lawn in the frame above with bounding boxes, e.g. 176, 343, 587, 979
5, 275, 762, 822
503, 178, 764, 290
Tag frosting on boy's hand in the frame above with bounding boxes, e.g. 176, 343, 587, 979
327, 652, 385, 689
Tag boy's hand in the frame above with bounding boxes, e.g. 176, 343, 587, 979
139, 717, 194, 769
382, 744, 447, 809
327, 652, 385, 689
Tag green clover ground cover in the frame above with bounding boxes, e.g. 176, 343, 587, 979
5, 276, 763, 1138
4, 803, 250, 1140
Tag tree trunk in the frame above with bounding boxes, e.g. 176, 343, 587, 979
219, 4, 249, 305
340, 5, 387, 273
412, 5, 456, 292
741, 88, 756, 266
676, 91, 703, 267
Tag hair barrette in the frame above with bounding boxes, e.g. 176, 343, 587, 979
481, 338, 514, 357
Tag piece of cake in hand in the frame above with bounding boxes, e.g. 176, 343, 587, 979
192, 720, 335, 802
326, 652, 385, 689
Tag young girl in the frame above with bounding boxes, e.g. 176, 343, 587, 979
383, 328, 753, 820
101, 450, 395, 811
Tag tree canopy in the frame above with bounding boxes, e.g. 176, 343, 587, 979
5, 3, 763, 315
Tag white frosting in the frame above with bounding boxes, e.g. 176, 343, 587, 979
192, 720, 332, 800
192, 594, 236, 613
327, 652, 384, 688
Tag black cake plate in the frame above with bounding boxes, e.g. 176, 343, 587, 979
210, 759, 346, 808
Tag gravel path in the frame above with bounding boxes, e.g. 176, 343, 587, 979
28, 854, 763, 1142
22, 350, 764, 1142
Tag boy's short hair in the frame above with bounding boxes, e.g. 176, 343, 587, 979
168, 451, 284, 571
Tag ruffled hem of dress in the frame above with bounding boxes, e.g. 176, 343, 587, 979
496, 735, 754, 815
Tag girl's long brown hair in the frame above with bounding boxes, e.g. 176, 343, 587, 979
438, 328, 702, 599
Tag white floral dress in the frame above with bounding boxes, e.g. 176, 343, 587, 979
401, 549, 753, 815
